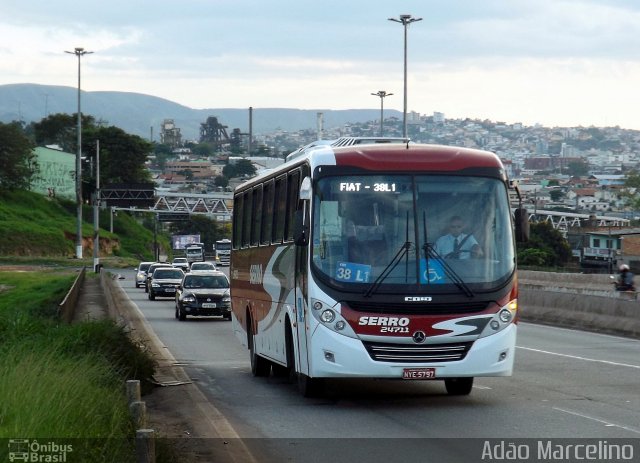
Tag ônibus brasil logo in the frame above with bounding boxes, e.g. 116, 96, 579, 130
7, 439, 73, 462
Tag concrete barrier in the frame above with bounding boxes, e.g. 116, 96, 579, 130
58, 267, 86, 323
519, 270, 640, 339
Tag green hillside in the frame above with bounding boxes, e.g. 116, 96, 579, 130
0, 189, 164, 261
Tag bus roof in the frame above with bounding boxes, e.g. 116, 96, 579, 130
236, 143, 505, 193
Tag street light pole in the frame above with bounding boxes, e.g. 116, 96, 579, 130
93, 140, 100, 272
371, 91, 393, 137
65, 47, 93, 259
388, 14, 422, 139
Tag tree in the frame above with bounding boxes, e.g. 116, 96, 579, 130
153, 143, 173, 171
82, 125, 152, 200
549, 189, 564, 201
214, 175, 229, 188
31, 113, 96, 153
192, 143, 213, 157
517, 221, 571, 267
0, 122, 38, 191
222, 163, 236, 178
620, 170, 640, 209
234, 159, 257, 178
564, 160, 589, 177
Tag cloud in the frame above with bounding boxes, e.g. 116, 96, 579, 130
2, 0, 640, 128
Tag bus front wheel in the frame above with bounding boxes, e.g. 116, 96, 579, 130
444, 377, 474, 395
249, 323, 271, 377
298, 374, 324, 398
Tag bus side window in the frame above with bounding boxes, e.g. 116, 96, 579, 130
251, 185, 263, 246
233, 194, 243, 250
273, 176, 287, 243
242, 190, 252, 248
261, 180, 274, 245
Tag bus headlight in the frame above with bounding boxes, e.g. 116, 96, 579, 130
499, 308, 512, 323
479, 299, 517, 338
321, 310, 335, 323
310, 298, 358, 339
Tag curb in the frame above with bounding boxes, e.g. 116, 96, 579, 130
101, 271, 248, 441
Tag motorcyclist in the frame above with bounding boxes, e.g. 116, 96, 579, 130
614, 264, 635, 291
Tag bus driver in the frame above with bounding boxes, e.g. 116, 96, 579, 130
434, 215, 483, 259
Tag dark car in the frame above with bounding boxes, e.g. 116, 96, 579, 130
175, 271, 231, 321
148, 267, 184, 300
144, 263, 172, 293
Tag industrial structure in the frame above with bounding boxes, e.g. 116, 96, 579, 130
160, 119, 182, 148
199, 116, 230, 148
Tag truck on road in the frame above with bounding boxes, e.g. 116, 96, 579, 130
214, 239, 231, 266
185, 243, 205, 265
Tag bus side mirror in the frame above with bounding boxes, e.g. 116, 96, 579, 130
293, 209, 309, 246
514, 208, 529, 243
294, 177, 312, 246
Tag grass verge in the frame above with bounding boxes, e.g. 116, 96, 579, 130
0, 269, 156, 462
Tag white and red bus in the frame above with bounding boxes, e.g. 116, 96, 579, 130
230, 143, 528, 396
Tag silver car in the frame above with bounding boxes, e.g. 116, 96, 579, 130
134, 261, 155, 288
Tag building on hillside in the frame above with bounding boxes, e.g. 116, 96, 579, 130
569, 227, 640, 272
432, 112, 445, 124
29, 146, 75, 200
589, 174, 626, 186
164, 161, 217, 179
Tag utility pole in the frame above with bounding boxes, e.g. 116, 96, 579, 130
93, 140, 100, 272
65, 47, 94, 259
388, 14, 422, 139
371, 91, 393, 137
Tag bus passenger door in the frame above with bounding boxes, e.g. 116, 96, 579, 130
294, 205, 311, 376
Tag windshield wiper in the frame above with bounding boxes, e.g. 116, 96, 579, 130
423, 242, 474, 298
364, 241, 413, 298
421, 210, 473, 297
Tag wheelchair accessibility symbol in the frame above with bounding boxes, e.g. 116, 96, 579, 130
420, 258, 447, 284
427, 268, 443, 282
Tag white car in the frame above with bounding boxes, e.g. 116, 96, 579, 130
189, 261, 217, 272
172, 257, 189, 272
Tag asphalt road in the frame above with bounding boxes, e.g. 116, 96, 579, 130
118, 268, 640, 462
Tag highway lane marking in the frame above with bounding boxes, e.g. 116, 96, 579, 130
520, 322, 640, 342
517, 346, 640, 369
552, 407, 640, 435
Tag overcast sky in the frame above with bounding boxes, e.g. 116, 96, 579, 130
2, 0, 640, 129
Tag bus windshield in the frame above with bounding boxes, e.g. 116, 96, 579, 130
311, 174, 515, 293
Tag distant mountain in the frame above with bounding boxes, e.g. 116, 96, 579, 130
0, 83, 401, 140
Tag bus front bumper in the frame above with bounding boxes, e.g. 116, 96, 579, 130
308, 323, 516, 379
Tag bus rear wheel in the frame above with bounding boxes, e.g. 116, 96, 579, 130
444, 377, 474, 395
